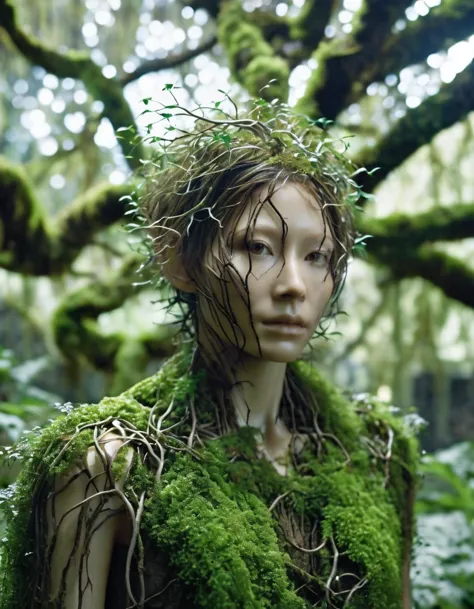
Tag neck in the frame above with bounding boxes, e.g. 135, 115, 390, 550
231, 357, 286, 426
195, 334, 294, 460
227, 352, 292, 458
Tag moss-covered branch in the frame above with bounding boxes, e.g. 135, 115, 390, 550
288, 0, 336, 53
295, 0, 413, 119
120, 35, 218, 86
51, 253, 177, 392
0, 0, 143, 169
357, 203, 474, 247
351, 0, 474, 107
216, 0, 290, 102
367, 245, 474, 308
353, 60, 474, 193
357, 202, 474, 306
0, 156, 132, 275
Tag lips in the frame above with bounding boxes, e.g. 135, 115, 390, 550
263, 316, 306, 327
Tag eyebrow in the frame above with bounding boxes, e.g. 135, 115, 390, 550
231, 224, 335, 247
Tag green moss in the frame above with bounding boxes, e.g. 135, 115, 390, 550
321, 471, 402, 606
217, 0, 289, 102
293, 41, 336, 118
145, 452, 305, 608
0, 344, 420, 608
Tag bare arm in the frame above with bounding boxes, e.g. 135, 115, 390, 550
46, 433, 133, 609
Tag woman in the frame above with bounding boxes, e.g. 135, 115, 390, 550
0, 97, 419, 608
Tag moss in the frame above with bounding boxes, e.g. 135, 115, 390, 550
0, 345, 420, 608
292, 359, 363, 450
145, 452, 305, 608
320, 471, 402, 607
0, 156, 133, 276
357, 203, 474, 249
217, 0, 289, 102
293, 40, 340, 119
50, 254, 175, 373
0, 158, 54, 275
245, 56, 290, 103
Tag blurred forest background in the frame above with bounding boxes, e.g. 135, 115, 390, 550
1, 0, 474, 606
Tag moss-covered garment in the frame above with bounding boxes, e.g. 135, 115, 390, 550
0, 346, 420, 609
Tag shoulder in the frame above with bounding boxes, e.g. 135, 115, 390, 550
291, 358, 421, 435
290, 359, 421, 478
350, 392, 422, 474
13, 347, 196, 482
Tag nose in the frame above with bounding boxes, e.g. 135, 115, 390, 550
272, 255, 306, 301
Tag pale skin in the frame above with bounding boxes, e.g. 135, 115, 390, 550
46, 181, 412, 607
187, 181, 336, 472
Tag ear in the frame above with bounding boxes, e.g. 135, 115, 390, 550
159, 249, 197, 294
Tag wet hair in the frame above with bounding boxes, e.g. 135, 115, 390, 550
133, 96, 360, 428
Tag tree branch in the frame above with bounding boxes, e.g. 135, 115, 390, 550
51, 254, 177, 387
0, 0, 144, 169
216, 0, 290, 102
120, 35, 218, 86
353, 58, 474, 193
357, 203, 474, 248
187, 0, 335, 70
0, 156, 132, 275
351, 0, 474, 106
289, 0, 336, 53
368, 245, 474, 308
295, 0, 413, 119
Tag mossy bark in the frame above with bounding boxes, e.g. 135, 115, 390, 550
366, 246, 474, 309
294, 0, 413, 119
357, 203, 474, 247
288, 0, 335, 54
51, 253, 177, 380
0, 157, 132, 275
354, 58, 474, 193
216, 0, 290, 103
352, 0, 474, 107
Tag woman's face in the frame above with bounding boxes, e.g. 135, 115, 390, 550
197, 181, 335, 363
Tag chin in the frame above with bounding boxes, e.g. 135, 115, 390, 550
256, 342, 306, 363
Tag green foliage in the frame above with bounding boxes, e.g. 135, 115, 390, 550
0, 346, 60, 444
412, 442, 474, 608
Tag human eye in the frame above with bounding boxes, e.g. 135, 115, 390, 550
246, 241, 272, 256
307, 251, 331, 266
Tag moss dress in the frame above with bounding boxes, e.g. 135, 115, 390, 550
0, 346, 419, 609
